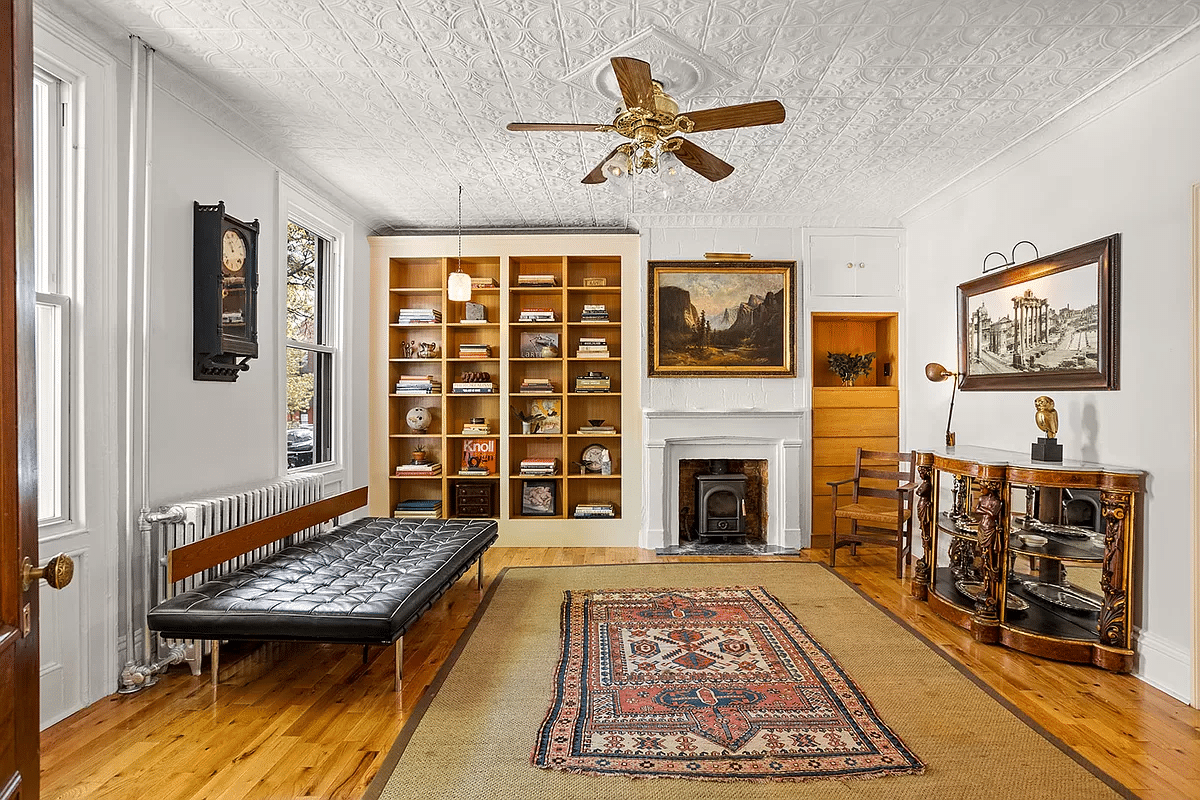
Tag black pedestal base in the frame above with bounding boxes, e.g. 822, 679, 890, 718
1031, 437, 1063, 462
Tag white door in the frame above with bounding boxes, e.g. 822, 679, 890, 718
33, 24, 119, 728
808, 234, 859, 296
853, 235, 901, 297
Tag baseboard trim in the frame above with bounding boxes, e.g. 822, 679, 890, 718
1134, 627, 1192, 704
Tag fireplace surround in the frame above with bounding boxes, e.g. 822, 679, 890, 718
642, 409, 806, 550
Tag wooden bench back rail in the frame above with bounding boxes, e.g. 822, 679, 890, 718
166, 486, 368, 584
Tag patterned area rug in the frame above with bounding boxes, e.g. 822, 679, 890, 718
532, 586, 924, 782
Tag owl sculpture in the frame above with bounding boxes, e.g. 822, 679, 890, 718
1034, 396, 1058, 439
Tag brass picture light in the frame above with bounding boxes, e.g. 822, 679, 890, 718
924, 362, 959, 448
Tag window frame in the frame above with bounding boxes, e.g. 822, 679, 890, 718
282, 182, 347, 476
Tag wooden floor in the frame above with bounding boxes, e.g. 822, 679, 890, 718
42, 547, 1200, 800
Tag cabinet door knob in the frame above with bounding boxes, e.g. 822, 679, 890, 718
846, 262, 854, 269
857, 262, 866, 268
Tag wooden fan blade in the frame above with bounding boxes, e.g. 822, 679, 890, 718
685, 100, 786, 132
611, 57, 655, 110
671, 138, 734, 182
581, 146, 625, 184
507, 122, 605, 132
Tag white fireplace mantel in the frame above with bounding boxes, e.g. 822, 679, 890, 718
641, 409, 807, 550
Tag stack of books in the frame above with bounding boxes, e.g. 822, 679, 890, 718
520, 457, 558, 476
577, 422, 616, 434
518, 308, 556, 322
394, 375, 441, 394
470, 276, 497, 288
397, 308, 441, 325
575, 372, 611, 393
517, 274, 556, 287
453, 380, 496, 393
574, 502, 615, 519
577, 337, 610, 358
396, 461, 442, 476
393, 498, 443, 518
458, 343, 491, 358
458, 464, 490, 477
581, 304, 609, 322
462, 421, 491, 435
519, 377, 555, 393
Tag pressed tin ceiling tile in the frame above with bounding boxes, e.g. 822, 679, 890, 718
51, 0, 1200, 230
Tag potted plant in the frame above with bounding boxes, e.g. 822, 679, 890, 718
411, 446, 427, 464
827, 351, 876, 386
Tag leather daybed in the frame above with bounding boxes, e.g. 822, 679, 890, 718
148, 492, 497, 689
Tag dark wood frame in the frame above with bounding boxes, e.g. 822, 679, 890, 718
647, 259, 796, 378
520, 479, 557, 516
957, 234, 1120, 391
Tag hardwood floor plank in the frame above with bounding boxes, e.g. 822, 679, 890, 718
40, 546, 1200, 800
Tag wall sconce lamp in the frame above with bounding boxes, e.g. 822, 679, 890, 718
924, 362, 959, 448
447, 184, 472, 301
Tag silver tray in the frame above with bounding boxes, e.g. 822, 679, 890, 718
1021, 581, 1103, 613
954, 580, 1029, 613
1024, 519, 1093, 540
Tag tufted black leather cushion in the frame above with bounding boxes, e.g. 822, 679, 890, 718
147, 517, 498, 645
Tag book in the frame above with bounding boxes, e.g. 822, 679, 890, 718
461, 438, 497, 474
470, 276, 497, 287
395, 499, 442, 511
529, 399, 561, 433
520, 331, 560, 358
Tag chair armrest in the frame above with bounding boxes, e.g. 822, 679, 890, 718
826, 478, 856, 488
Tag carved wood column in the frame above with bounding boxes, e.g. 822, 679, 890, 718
1098, 491, 1130, 649
971, 478, 1004, 643
911, 460, 933, 600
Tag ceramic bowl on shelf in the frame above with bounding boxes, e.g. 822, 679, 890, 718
588, 419, 604, 427
1018, 533, 1048, 547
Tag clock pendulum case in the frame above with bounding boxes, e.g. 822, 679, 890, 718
193, 200, 261, 381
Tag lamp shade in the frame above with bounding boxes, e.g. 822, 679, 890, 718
447, 269, 472, 301
924, 362, 953, 382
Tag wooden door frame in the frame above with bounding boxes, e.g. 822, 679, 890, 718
1, 0, 40, 795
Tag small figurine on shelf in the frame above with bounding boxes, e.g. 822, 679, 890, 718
1031, 395, 1063, 462
402, 340, 415, 359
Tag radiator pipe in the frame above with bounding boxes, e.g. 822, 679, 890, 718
139, 44, 156, 671
121, 35, 142, 685
118, 642, 190, 694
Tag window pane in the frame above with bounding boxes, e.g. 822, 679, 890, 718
287, 346, 333, 468
286, 222, 318, 344
36, 301, 65, 522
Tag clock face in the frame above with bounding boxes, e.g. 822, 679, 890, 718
222, 228, 247, 273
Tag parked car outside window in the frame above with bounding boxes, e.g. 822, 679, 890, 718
287, 425, 314, 468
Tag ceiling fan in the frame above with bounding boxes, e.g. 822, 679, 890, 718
506, 57, 786, 184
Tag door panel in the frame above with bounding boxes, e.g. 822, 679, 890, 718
2, 0, 40, 796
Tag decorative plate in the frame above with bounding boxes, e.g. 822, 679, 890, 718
581, 443, 608, 473
954, 580, 1029, 613
1026, 519, 1092, 540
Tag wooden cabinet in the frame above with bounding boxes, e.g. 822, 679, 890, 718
807, 231, 901, 297
810, 313, 899, 545
912, 446, 1144, 672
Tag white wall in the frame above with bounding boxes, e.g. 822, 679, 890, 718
902, 49, 1200, 702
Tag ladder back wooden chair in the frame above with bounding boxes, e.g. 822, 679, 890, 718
828, 448, 917, 578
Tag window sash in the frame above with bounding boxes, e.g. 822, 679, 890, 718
286, 222, 337, 471
36, 293, 71, 524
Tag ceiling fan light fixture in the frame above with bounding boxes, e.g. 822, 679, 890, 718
602, 150, 632, 181
658, 151, 684, 184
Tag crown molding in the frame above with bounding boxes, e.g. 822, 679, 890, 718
631, 211, 900, 229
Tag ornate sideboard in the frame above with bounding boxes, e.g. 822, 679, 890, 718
910, 446, 1143, 672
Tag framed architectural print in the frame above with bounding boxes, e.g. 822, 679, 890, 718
647, 259, 796, 378
957, 234, 1120, 391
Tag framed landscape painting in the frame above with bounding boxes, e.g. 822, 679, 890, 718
647, 260, 796, 378
957, 234, 1120, 391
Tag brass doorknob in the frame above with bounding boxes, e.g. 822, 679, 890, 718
22, 553, 74, 591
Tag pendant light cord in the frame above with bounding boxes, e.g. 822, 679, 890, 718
457, 184, 462, 271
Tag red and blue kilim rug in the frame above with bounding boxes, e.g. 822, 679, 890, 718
532, 586, 925, 782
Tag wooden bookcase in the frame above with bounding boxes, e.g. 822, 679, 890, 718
369, 234, 638, 543
810, 312, 900, 546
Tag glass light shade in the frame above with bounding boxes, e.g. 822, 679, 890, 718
447, 269, 472, 301
602, 151, 631, 181
658, 151, 684, 184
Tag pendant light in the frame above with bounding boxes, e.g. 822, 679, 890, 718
447, 184, 472, 301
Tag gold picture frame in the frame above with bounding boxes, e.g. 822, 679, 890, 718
647, 259, 796, 378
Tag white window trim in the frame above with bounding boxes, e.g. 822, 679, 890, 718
279, 174, 350, 481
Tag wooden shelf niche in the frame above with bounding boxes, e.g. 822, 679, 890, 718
810, 312, 899, 548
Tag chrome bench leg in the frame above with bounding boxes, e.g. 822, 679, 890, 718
211, 640, 219, 688
394, 637, 403, 692
477, 556, 484, 591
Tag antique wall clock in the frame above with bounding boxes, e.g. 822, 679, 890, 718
193, 200, 260, 381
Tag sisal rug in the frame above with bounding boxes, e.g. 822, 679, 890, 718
532, 585, 923, 781
367, 563, 1135, 800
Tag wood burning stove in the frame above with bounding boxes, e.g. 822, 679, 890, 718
696, 473, 748, 540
